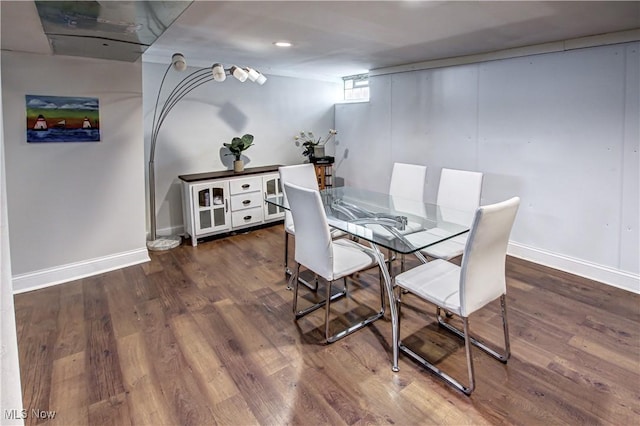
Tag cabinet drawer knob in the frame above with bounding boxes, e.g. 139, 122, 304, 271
242, 200, 251, 205
243, 215, 252, 220
241, 184, 250, 189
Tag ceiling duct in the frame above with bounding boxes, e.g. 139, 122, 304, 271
34, 0, 193, 62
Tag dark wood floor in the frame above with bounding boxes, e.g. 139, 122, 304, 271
14, 224, 640, 425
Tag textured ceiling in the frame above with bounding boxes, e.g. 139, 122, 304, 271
2, 1, 639, 81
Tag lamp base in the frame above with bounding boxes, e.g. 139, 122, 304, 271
147, 235, 182, 251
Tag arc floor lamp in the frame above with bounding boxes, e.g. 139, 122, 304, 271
147, 53, 267, 251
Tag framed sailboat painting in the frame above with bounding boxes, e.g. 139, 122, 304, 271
26, 95, 100, 143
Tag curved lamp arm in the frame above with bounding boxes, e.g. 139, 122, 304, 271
150, 67, 214, 163
147, 54, 266, 250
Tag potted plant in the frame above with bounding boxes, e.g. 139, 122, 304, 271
294, 129, 337, 162
224, 133, 254, 172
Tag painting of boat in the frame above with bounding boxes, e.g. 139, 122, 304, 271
26, 95, 100, 143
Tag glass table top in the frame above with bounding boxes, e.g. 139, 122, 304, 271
266, 186, 473, 254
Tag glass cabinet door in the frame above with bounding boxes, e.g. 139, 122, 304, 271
263, 174, 285, 220
193, 181, 230, 235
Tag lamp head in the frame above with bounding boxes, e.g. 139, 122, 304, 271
171, 53, 187, 71
255, 73, 267, 85
245, 67, 267, 85
230, 66, 248, 82
212, 63, 226, 82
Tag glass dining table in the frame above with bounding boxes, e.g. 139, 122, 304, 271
265, 186, 474, 371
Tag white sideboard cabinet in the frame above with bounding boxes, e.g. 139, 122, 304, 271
179, 165, 285, 246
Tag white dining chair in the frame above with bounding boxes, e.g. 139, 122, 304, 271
284, 182, 387, 343
279, 164, 346, 290
394, 196, 520, 395
278, 164, 319, 284
389, 162, 427, 202
369, 162, 427, 270
412, 168, 483, 261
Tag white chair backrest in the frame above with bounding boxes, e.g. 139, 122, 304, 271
279, 164, 319, 231
436, 168, 483, 226
459, 197, 520, 316
389, 162, 427, 202
284, 182, 334, 280
436, 168, 483, 211
391, 195, 427, 218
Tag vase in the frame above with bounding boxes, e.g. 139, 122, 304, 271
313, 145, 325, 158
234, 159, 244, 172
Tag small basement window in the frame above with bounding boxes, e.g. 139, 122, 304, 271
343, 73, 369, 102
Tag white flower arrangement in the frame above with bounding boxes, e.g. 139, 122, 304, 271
294, 129, 338, 158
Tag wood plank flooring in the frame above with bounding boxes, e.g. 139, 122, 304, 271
14, 224, 640, 425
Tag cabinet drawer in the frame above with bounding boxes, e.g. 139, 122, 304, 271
229, 177, 261, 195
231, 207, 263, 227
230, 191, 263, 211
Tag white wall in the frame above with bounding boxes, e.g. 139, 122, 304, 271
0, 53, 24, 426
2, 51, 149, 292
0, 51, 341, 291
336, 42, 639, 293
142, 60, 341, 236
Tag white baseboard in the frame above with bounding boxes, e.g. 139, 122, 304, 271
11, 241, 638, 296
508, 242, 640, 294
12, 248, 150, 294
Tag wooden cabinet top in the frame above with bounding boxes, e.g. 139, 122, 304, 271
179, 165, 283, 183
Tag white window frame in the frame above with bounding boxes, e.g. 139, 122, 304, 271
343, 73, 369, 102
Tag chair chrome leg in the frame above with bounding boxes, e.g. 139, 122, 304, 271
294, 244, 388, 347
396, 285, 402, 333
298, 274, 319, 292
292, 263, 301, 314
325, 310, 384, 344
500, 294, 511, 361
286, 265, 296, 292
462, 317, 476, 395
397, 296, 518, 395
436, 303, 510, 363
325, 279, 333, 341
295, 290, 345, 319
379, 268, 386, 312
398, 340, 474, 395
287, 270, 317, 291
323, 257, 387, 344
294, 270, 346, 320
284, 231, 290, 278
396, 308, 475, 395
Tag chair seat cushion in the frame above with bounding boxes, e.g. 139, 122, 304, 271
421, 236, 466, 260
331, 239, 378, 280
395, 259, 462, 315
405, 228, 468, 260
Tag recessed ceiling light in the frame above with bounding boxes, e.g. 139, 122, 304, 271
274, 41, 292, 47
